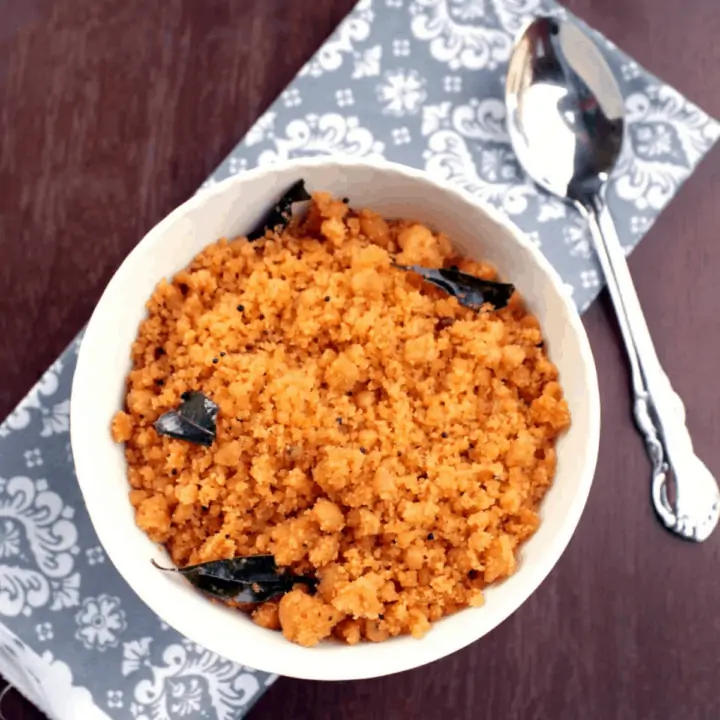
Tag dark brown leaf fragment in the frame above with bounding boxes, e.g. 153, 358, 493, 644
153, 391, 219, 446
393, 263, 515, 310
152, 555, 317, 604
247, 179, 312, 241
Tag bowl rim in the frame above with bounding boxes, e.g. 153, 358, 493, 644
71, 156, 600, 680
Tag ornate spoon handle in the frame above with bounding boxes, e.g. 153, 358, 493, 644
582, 199, 720, 542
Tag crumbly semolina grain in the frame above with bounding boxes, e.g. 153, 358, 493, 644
112, 191, 571, 647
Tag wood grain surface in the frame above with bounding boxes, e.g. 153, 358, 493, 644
1, 1, 718, 719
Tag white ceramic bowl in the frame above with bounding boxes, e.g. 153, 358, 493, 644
71, 157, 600, 681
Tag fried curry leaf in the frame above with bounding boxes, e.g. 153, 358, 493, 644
152, 555, 318, 604
247, 179, 312, 241
153, 391, 219, 447
394, 264, 515, 310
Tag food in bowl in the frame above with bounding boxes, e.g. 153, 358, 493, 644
110, 182, 571, 648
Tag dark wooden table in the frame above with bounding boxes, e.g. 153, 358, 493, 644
1, 1, 719, 718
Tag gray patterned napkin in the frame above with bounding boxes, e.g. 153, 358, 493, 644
1, 1, 717, 718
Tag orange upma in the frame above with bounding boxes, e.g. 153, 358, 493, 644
111, 191, 570, 647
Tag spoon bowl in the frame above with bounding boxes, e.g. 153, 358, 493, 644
506, 16, 624, 207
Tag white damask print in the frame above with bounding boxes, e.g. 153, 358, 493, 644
75, 594, 127, 651
0, 624, 110, 720
562, 215, 592, 259
422, 97, 569, 219
630, 215, 653, 236
244, 112, 276, 147
376, 68, 427, 115
392, 38, 411, 56
257, 113, 385, 165
23, 448, 43, 468
228, 156, 248, 175
130, 643, 261, 720
336, 88, 355, 107
613, 85, 720, 210
107, 690, 124, 708
0, 518, 21, 559
49, 571, 81, 610
449, 0, 485, 20
580, 269, 600, 288
536, 196, 567, 222
300, 0, 375, 77
421, 100, 452, 134
86, 545, 105, 565
410, 0, 542, 71
443, 75, 462, 93
0, 476, 79, 617
352, 43, 382, 78
123, 637, 153, 676
0, 359, 63, 437
423, 129, 533, 214
40, 399, 70, 437
392, 126, 412, 145
35, 622, 54, 641
281, 88, 302, 107
621, 60, 641, 81
422, 99, 530, 214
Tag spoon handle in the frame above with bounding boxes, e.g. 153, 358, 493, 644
585, 200, 719, 542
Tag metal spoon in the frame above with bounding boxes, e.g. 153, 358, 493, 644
505, 15, 720, 542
